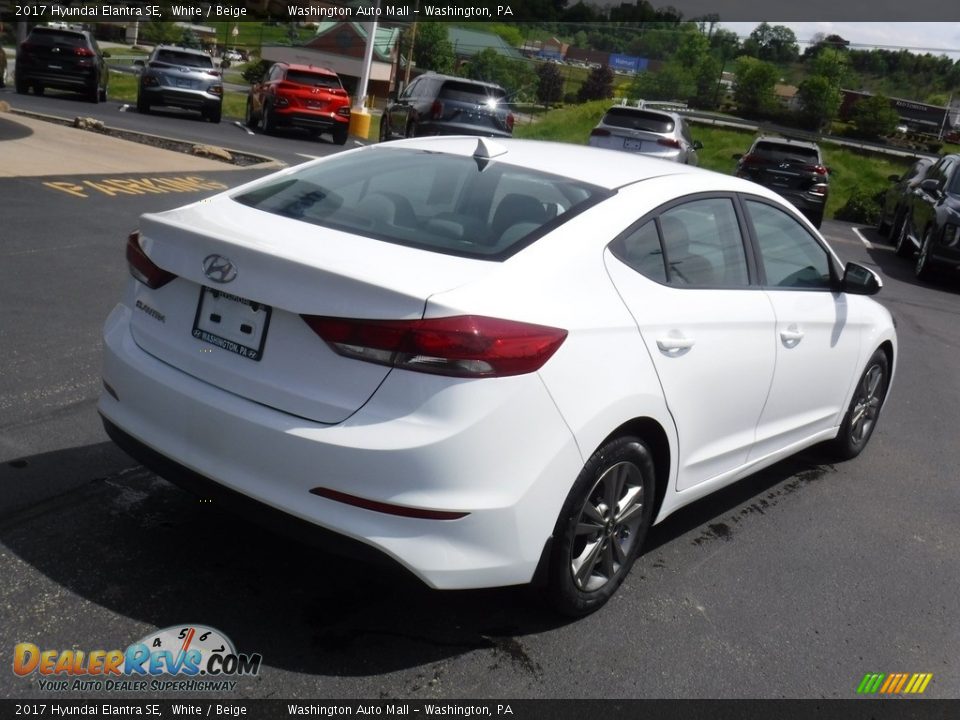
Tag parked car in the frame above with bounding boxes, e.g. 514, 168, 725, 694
379, 73, 514, 141
588, 105, 701, 165
246, 62, 351, 144
892, 153, 960, 280
877, 157, 934, 238
0, 45, 7, 88
14, 26, 108, 102
100, 137, 895, 617
135, 46, 222, 123
734, 136, 829, 228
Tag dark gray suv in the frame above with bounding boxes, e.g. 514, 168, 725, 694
14, 26, 108, 102
380, 74, 514, 141
135, 46, 223, 123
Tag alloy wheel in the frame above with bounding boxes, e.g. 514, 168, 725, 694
849, 362, 885, 446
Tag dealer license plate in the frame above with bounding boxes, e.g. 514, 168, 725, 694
623, 138, 645, 151
192, 287, 271, 362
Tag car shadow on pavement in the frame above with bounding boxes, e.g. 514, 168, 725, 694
0, 115, 34, 142
863, 231, 960, 295
1, 440, 843, 678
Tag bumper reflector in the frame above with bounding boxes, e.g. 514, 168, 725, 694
309, 487, 469, 520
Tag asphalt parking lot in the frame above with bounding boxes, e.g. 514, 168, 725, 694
1, 101, 959, 701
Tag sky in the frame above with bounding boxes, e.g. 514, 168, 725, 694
718, 22, 960, 60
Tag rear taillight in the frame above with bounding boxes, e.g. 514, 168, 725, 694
741, 153, 760, 165
430, 100, 444, 119
337, 106, 351, 117
804, 164, 828, 175
74, 47, 95, 57
300, 315, 567, 378
506, 113, 515, 131
126, 232, 176, 289
657, 138, 682, 149
209, 85, 223, 96
590, 128, 611, 137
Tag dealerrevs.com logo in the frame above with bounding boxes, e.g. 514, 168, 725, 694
14, 625, 262, 693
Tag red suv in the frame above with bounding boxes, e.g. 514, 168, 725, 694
246, 63, 351, 144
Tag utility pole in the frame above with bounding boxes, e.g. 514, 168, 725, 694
404, 4, 419, 87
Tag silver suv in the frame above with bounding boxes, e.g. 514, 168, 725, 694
588, 104, 702, 165
135, 46, 223, 123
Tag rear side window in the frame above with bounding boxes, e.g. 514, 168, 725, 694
233, 148, 608, 260
155, 50, 213, 68
438, 81, 506, 104
286, 70, 341, 89
601, 109, 675, 133
659, 199, 748, 287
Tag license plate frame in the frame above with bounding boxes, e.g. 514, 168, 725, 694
623, 138, 645, 151
191, 287, 272, 362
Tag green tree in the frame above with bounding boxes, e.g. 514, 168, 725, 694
810, 48, 849, 87
536, 62, 564, 106
742, 22, 799, 64
141, 21, 183, 46
577, 64, 614, 103
463, 50, 536, 102
798, 75, 842, 130
852, 95, 900, 139
409, 22, 455, 74
629, 63, 694, 102
733, 56, 779, 117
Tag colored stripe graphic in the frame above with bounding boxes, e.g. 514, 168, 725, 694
857, 673, 932, 694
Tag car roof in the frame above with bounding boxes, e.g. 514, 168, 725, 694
373, 136, 734, 191
155, 45, 210, 56
603, 105, 679, 119
284, 63, 338, 76
752, 135, 821, 150
420, 73, 505, 91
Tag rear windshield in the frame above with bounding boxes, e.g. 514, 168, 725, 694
438, 81, 507, 104
27, 29, 87, 48
155, 50, 213, 68
753, 141, 820, 161
286, 70, 341, 89
233, 148, 608, 260
602, 108, 675, 133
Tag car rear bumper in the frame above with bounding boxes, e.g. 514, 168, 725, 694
141, 86, 221, 112
273, 110, 349, 131
99, 303, 581, 589
16, 68, 97, 89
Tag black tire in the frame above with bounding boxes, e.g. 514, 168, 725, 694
244, 98, 257, 129
894, 214, 914, 258
332, 124, 348, 145
877, 212, 890, 237
99, 86, 108, 102
136, 92, 150, 114
260, 104, 277, 134
379, 117, 390, 143
547, 436, 655, 617
15, 76, 28, 95
86, 79, 99, 103
915, 227, 936, 281
405, 121, 416, 139
828, 349, 890, 461
204, 106, 222, 124
33, 84, 44, 96
810, 210, 824, 229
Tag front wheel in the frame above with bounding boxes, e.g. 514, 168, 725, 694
828, 349, 890, 461
547, 437, 655, 617
894, 214, 914, 257
260, 104, 276, 134
244, 98, 258, 128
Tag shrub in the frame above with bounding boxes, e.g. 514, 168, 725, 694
834, 188, 883, 224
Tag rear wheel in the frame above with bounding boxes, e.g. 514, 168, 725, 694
86, 78, 99, 103
261, 104, 276, 135
136, 92, 150, 114
379, 117, 390, 143
828, 349, 890, 461
204, 106, 222, 124
33, 83, 44, 96
547, 436, 655, 617
244, 98, 258, 128
894, 214, 914, 257
332, 124, 348, 145
915, 228, 936, 281
15, 76, 28, 94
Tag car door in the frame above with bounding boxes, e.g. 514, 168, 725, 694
908, 157, 956, 242
389, 76, 421, 138
742, 197, 863, 459
605, 195, 776, 490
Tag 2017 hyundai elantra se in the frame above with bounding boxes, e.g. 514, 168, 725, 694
99, 137, 896, 616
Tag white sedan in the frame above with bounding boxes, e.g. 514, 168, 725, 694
99, 137, 896, 616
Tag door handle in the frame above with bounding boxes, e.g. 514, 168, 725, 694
780, 327, 804, 346
657, 336, 695, 353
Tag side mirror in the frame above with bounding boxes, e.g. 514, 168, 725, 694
133, 59, 145, 68
887, 173, 901, 182
103, 51, 111, 58
919, 178, 940, 195
692, 140, 703, 150
841, 262, 882, 296
732, 153, 743, 160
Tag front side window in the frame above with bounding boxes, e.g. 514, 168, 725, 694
746, 200, 833, 289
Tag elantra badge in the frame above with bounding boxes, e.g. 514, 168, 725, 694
202, 254, 237, 283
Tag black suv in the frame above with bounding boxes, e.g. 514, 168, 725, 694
734, 136, 829, 228
380, 74, 514, 142
15, 26, 108, 103
892, 153, 960, 280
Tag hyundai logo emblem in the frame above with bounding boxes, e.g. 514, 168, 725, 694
202, 254, 237, 283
